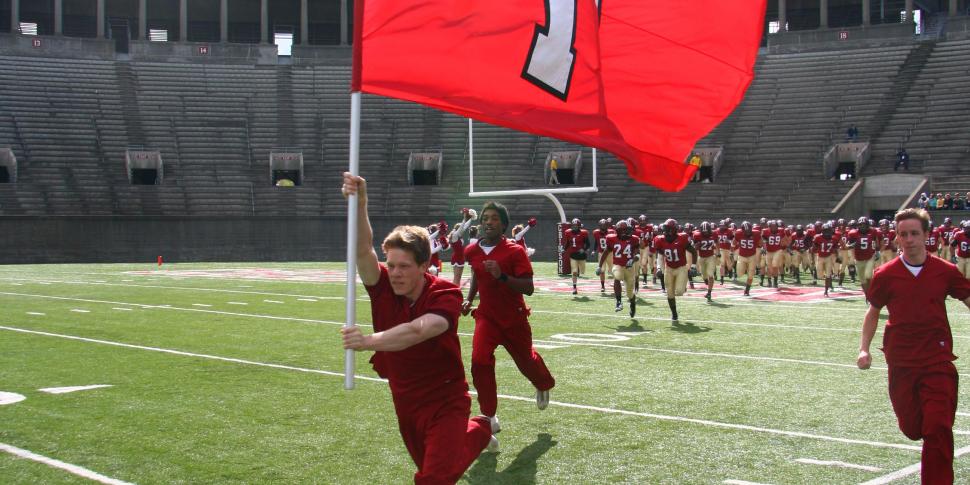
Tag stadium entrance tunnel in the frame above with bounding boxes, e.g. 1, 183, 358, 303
126, 149, 163, 185
545, 150, 582, 185
270, 151, 303, 186
0, 148, 16, 183
408, 151, 442, 186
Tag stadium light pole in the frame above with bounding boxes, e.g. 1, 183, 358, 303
344, 91, 361, 390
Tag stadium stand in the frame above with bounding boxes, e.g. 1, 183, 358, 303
3, 31, 970, 261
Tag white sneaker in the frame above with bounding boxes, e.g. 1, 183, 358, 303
480, 415, 501, 434
486, 435, 500, 453
536, 389, 550, 410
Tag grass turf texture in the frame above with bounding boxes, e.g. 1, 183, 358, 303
0, 262, 968, 484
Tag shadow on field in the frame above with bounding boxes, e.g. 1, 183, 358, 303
572, 296, 592, 302
612, 321, 649, 333
669, 320, 711, 334
705, 300, 731, 308
465, 433, 557, 484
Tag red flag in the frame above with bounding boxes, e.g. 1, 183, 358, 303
353, 0, 765, 191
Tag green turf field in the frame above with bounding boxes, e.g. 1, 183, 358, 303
0, 262, 968, 484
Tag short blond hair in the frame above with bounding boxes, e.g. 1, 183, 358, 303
894, 208, 930, 233
382, 225, 431, 264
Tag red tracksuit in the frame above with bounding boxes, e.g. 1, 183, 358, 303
465, 237, 555, 417
868, 255, 970, 485
366, 264, 491, 484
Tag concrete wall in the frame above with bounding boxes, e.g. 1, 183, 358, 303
945, 16, 970, 41
767, 23, 914, 53
0, 215, 564, 264
128, 40, 278, 65
0, 33, 115, 59
863, 173, 926, 211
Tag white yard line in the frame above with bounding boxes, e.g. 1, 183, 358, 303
111, 308, 133, 312
70, 309, 90, 313
0, 277, 340, 300
226, 302, 248, 306
0, 292, 921, 375
297, 298, 318, 302
0, 324, 924, 454
0, 441, 133, 485
263, 300, 284, 304
794, 458, 881, 472
957, 412, 970, 417
39, 385, 113, 394
724, 480, 774, 485
26, 312, 46, 316
191, 304, 212, 308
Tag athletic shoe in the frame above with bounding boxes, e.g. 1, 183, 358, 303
478, 415, 501, 434
572, 285, 577, 295
536, 389, 550, 410
486, 435, 500, 453
629, 299, 636, 318
615, 301, 622, 312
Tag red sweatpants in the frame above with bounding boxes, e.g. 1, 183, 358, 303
394, 392, 492, 485
888, 361, 958, 485
471, 316, 555, 417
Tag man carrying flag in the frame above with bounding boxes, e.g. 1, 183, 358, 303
340, 173, 497, 484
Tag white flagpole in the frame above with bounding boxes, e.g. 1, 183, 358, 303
344, 91, 361, 390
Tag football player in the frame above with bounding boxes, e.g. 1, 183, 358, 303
951, 221, 970, 278
655, 219, 697, 319
813, 223, 839, 297
789, 225, 813, 284
637, 215, 657, 285
693, 222, 719, 301
598, 220, 640, 316
876, 219, 896, 269
925, 220, 941, 258
593, 219, 613, 292
939, 217, 955, 262
716, 220, 735, 284
762, 220, 786, 288
564, 218, 590, 295
733, 221, 762, 296
847, 216, 881, 296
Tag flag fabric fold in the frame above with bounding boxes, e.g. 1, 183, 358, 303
353, 0, 766, 191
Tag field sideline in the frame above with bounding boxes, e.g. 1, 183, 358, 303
1, 262, 969, 484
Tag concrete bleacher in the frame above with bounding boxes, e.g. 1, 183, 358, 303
1, 40, 970, 227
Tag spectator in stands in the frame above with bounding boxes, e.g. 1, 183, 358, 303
688, 153, 703, 182
937, 194, 946, 209
929, 194, 938, 210
846, 125, 859, 142
944, 193, 954, 210
548, 158, 560, 185
966, 192, 970, 210
895, 148, 910, 172
276, 178, 295, 187
956, 194, 966, 211
917, 193, 930, 210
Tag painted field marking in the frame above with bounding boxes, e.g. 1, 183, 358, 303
953, 429, 970, 436
957, 412, 970, 417
0, 441, 133, 485
112, 307, 133, 312
297, 298, 318, 302
532, 344, 570, 350
0, 277, 346, 300
26, 312, 46, 316
39, 384, 113, 395
794, 458, 881, 472
0, 291, 914, 374
2, 291, 964, 376
0, 391, 26, 405
0, 325, 924, 453
551, 333, 631, 343
10, 283, 22, 286
858, 444, 970, 484
227, 302, 248, 306
724, 480, 773, 485
238, 285, 253, 288
264, 300, 284, 304
192, 304, 212, 308
70, 309, 90, 313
